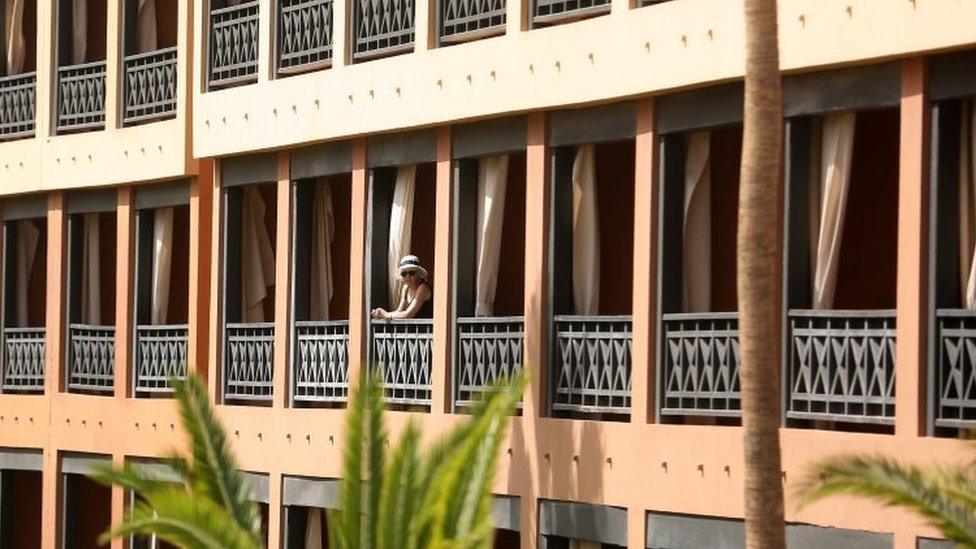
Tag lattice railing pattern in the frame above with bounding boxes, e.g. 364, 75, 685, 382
0, 72, 36, 139
210, 1, 260, 87
135, 324, 188, 396
56, 62, 106, 132
293, 320, 349, 404
934, 310, 976, 428
660, 312, 741, 418
787, 310, 896, 424
278, 0, 333, 73
440, 0, 505, 42
552, 315, 631, 415
370, 319, 432, 406
224, 322, 274, 402
532, 0, 609, 26
67, 324, 115, 394
124, 47, 178, 125
455, 316, 523, 408
2, 327, 45, 393
354, 0, 415, 60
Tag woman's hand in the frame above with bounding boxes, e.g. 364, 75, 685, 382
370, 308, 387, 319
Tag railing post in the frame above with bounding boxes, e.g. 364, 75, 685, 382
631, 98, 656, 425
190, 160, 215, 384
432, 127, 453, 414
348, 139, 369, 382
895, 57, 931, 438
273, 153, 293, 408
114, 187, 135, 399
45, 192, 66, 394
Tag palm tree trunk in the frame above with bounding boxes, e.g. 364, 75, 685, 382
738, 0, 786, 548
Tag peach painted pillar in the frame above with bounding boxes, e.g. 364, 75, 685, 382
348, 139, 369, 382
208, 160, 224, 401
109, 454, 126, 549
115, 186, 134, 398
273, 153, 293, 409
630, 98, 657, 427
267, 471, 284, 548
41, 449, 60, 549
189, 160, 215, 382
894, 58, 930, 438
45, 192, 66, 395
432, 127, 453, 414
520, 111, 549, 549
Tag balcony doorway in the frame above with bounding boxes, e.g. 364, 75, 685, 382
2, 214, 47, 394
121, 0, 179, 124
62, 471, 111, 549
0, 468, 42, 548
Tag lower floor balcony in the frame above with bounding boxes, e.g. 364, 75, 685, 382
2, 327, 45, 393
369, 319, 432, 407
223, 322, 274, 403
134, 324, 188, 396
551, 315, 632, 417
293, 320, 349, 405
67, 324, 115, 395
454, 316, 524, 409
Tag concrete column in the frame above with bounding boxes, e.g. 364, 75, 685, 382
109, 454, 126, 549
189, 161, 215, 382
630, 98, 657, 425
208, 161, 225, 401
332, 0, 351, 67
258, 0, 275, 80
45, 193, 66, 395
267, 471, 283, 548
34, 0, 54, 137
114, 187, 134, 399
348, 139, 369, 382
506, 0, 528, 34
523, 112, 548, 420
273, 153, 293, 409
432, 127, 453, 414
105, 0, 123, 129
40, 449, 60, 549
414, 0, 436, 52
894, 57, 930, 438
627, 505, 646, 548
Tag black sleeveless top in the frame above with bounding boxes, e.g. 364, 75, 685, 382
415, 281, 433, 318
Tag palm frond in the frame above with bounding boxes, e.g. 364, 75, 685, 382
88, 463, 174, 495
376, 421, 421, 549
338, 369, 368, 549
364, 370, 387, 549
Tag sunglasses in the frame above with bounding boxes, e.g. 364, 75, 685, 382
401, 270, 415, 279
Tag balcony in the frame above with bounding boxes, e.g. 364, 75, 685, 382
454, 316, 523, 409
123, 47, 178, 125
369, 319, 432, 407
209, 0, 260, 88
134, 324, 188, 395
67, 323, 115, 394
531, 0, 609, 27
440, 0, 505, 44
56, 61, 107, 132
278, 0, 333, 75
2, 327, 45, 393
660, 312, 741, 419
293, 320, 349, 405
0, 73, 36, 140
223, 322, 274, 402
551, 315, 631, 415
933, 310, 976, 429
353, 0, 414, 61
786, 310, 896, 425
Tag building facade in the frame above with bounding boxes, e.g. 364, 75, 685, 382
1, 0, 975, 547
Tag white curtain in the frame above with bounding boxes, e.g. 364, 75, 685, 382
81, 213, 101, 325
151, 207, 173, 325
137, 0, 157, 53
682, 131, 711, 313
572, 144, 599, 316
4, 0, 25, 74
387, 165, 416, 304
304, 508, 324, 549
959, 101, 976, 309
810, 112, 856, 310
14, 219, 39, 327
474, 154, 509, 317
310, 180, 335, 320
72, 0, 87, 64
241, 187, 276, 322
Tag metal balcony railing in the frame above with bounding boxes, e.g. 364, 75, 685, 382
787, 310, 896, 425
209, 0, 260, 88
455, 316, 523, 409
660, 312, 741, 419
0, 72, 36, 139
278, 0, 334, 75
353, 0, 415, 61
933, 309, 976, 429
440, 0, 505, 44
293, 320, 349, 404
2, 327, 45, 393
123, 47, 178, 125
552, 315, 631, 415
134, 324, 188, 396
223, 322, 274, 402
67, 324, 115, 394
370, 319, 432, 406
531, 0, 609, 26
56, 61, 106, 132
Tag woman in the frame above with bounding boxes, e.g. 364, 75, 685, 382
370, 255, 432, 320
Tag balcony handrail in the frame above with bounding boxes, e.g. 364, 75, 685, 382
371, 317, 433, 326
295, 319, 350, 327
137, 323, 189, 330
56, 62, 106, 132
457, 315, 525, 324
531, 0, 609, 25
278, 0, 334, 74
211, 0, 260, 17
226, 321, 275, 329
293, 319, 350, 405
788, 308, 897, 318
134, 324, 188, 395
68, 322, 116, 331
552, 314, 632, 415
223, 321, 274, 402
661, 311, 740, 321
67, 323, 115, 394
123, 45, 178, 63
2, 326, 45, 393
936, 308, 976, 318
553, 314, 633, 322
3, 326, 46, 334
0, 71, 38, 84
57, 60, 108, 74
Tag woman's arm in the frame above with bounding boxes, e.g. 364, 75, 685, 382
385, 284, 431, 320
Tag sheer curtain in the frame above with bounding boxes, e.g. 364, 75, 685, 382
310, 180, 335, 320
572, 144, 599, 316
304, 508, 324, 549
151, 207, 173, 324
682, 131, 711, 313
474, 154, 509, 317
14, 219, 39, 327
81, 213, 101, 324
388, 165, 416, 305
810, 112, 855, 310
137, 0, 157, 53
4, 0, 25, 73
72, 0, 87, 64
241, 187, 276, 322
959, 101, 976, 309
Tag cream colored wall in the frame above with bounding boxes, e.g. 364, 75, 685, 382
193, 0, 976, 159
0, 0, 197, 197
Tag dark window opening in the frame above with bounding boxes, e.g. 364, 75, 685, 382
0, 469, 43, 548
62, 473, 112, 549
